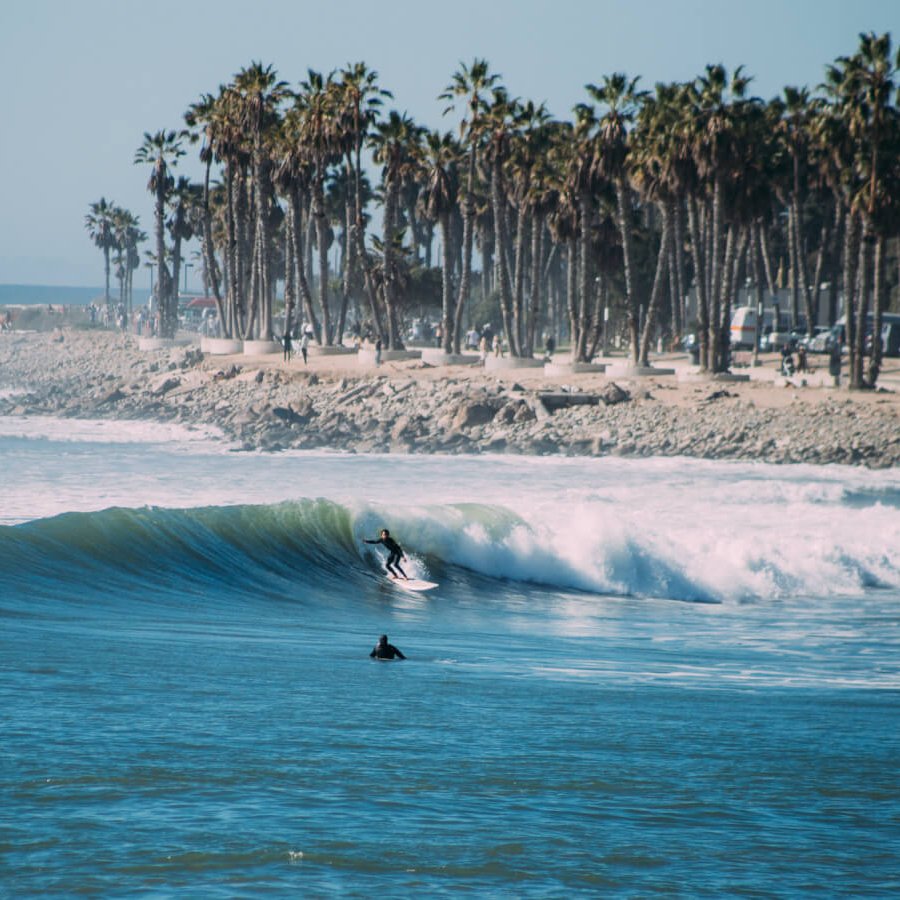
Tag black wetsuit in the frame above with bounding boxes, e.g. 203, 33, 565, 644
370, 640, 406, 660
365, 536, 407, 578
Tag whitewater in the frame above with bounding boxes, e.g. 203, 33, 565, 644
2, 414, 899, 895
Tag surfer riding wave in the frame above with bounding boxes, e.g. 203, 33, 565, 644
363, 529, 409, 580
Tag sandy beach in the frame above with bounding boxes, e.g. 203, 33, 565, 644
1, 328, 898, 467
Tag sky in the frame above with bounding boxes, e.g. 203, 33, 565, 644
1, 0, 897, 288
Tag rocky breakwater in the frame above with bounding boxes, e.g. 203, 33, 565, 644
0, 330, 897, 467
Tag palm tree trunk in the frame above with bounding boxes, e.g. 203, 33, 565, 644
566, 240, 578, 355
512, 206, 530, 353
526, 213, 543, 356
290, 189, 320, 339
707, 177, 725, 372
453, 151, 477, 355
576, 193, 593, 363
440, 212, 454, 353
615, 176, 639, 363
313, 175, 331, 345
852, 233, 870, 389
759, 222, 777, 297
687, 195, 709, 371
639, 206, 671, 366
866, 233, 886, 387
842, 210, 860, 388
491, 155, 518, 356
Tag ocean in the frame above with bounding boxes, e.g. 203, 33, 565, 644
0, 284, 152, 307
2, 414, 899, 896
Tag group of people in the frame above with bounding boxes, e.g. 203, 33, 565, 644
281, 326, 311, 364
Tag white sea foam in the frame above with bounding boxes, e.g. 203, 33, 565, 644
3, 427, 899, 604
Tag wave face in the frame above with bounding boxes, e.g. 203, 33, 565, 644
4, 491, 900, 609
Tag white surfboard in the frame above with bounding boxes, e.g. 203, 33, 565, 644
388, 577, 438, 592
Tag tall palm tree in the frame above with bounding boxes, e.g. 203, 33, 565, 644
134, 130, 185, 338
421, 130, 461, 352
230, 63, 290, 341
84, 197, 117, 311
294, 69, 341, 343
440, 59, 499, 352
335, 63, 392, 342
371, 110, 423, 349
583, 74, 647, 363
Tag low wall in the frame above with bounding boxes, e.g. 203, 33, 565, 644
308, 344, 355, 356
605, 363, 676, 378
358, 348, 422, 365
484, 355, 544, 372
242, 339, 282, 356
420, 349, 480, 367
201, 337, 243, 355
543, 359, 607, 377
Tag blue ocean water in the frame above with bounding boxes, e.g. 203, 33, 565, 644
0, 283, 152, 306
2, 416, 899, 896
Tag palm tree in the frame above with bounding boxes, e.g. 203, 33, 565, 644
371, 110, 423, 349
231, 62, 290, 341
583, 74, 647, 363
335, 63, 392, 342
421, 130, 461, 352
440, 59, 500, 352
294, 69, 341, 344
112, 206, 145, 314
84, 197, 117, 312
134, 130, 185, 338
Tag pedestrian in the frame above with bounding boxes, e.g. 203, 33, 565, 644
829, 341, 841, 387
375, 336, 382, 367
283, 327, 293, 362
300, 331, 309, 365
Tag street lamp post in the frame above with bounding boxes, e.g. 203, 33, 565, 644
183, 263, 192, 294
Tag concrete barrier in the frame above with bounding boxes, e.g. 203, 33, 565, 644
308, 344, 355, 356
242, 339, 282, 356
677, 369, 751, 384
358, 348, 422, 366
543, 359, 607, 377
484, 355, 544, 372
202, 337, 243, 355
137, 337, 174, 351
605, 363, 676, 378
420, 349, 480, 366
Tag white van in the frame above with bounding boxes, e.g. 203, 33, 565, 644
730, 306, 792, 350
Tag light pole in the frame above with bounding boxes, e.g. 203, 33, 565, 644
183, 263, 193, 294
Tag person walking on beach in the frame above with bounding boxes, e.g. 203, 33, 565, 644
829, 341, 842, 387
370, 634, 406, 660
363, 529, 408, 580
300, 331, 309, 365
283, 327, 293, 362
375, 337, 382, 367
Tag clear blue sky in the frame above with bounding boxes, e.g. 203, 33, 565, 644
1, 0, 896, 287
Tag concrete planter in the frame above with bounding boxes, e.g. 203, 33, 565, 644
202, 337, 243, 355
484, 355, 544, 372
242, 339, 282, 356
543, 359, 607, 377
137, 337, 174, 351
358, 348, 422, 365
420, 349, 480, 367
308, 344, 355, 356
605, 363, 676, 378
677, 369, 751, 384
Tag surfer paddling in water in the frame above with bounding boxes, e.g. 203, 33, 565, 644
363, 529, 409, 580
370, 634, 406, 660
